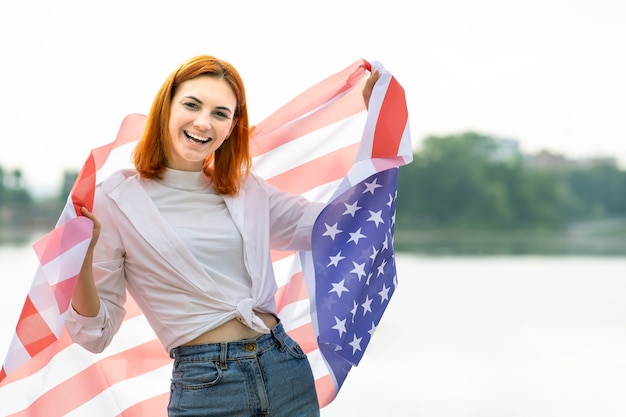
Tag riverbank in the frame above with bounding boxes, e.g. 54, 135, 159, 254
395, 218, 626, 256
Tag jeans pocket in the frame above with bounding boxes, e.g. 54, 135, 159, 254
281, 335, 308, 360
174, 360, 223, 390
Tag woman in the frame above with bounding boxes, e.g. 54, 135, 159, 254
67, 55, 379, 417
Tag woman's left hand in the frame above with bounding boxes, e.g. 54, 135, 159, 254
362, 69, 380, 110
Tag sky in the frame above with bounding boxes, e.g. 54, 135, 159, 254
1, 0, 625, 197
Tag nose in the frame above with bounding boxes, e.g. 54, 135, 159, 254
193, 111, 212, 130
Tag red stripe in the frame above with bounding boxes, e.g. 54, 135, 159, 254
1, 298, 146, 385
71, 152, 97, 215
16, 296, 58, 358
116, 393, 168, 417
266, 143, 359, 194
372, 76, 407, 159
32, 216, 92, 266
285, 321, 317, 354
274, 272, 308, 311
8, 339, 169, 417
315, 374, 337, 408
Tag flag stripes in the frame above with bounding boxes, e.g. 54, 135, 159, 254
0, 58, 411, 415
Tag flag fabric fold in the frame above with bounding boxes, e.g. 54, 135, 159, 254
0, 58, 412, 415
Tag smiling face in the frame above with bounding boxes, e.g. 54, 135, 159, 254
166, 75, 238, 171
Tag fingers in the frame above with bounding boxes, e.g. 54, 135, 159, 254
80, 207, 101, 246
362, 69, 380, 110
81, 207, 99, 225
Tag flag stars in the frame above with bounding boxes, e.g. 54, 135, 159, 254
367, 210, 384, 228
329, 280, 349, 298
361, 296, 373, 315
350, 300, 358, 321
382, 234, 389, 251
368, 321, 377, 336
370, 246, 380, 262
386, 193, 394, 208
322, 222, 342, 240
363, 177, 383, 195
348, 334, 363, 354
347, 228, 366, 245
350, 261, 366, 281
343, 200, 361, 217
378, 283, 391, 303
327, 251, 345, 267
332, 316, 347, 337
376, 259, 387, 277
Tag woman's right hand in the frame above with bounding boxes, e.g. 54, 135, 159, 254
81, 207, 101, 252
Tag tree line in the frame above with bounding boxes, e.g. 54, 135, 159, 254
396, 132, 626, 230
2, 132, 626, 242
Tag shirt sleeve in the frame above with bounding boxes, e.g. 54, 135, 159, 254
64, 182, 128, 353
257, 176, 325, 251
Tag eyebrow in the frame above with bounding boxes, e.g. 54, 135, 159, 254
184, 95, 233, 115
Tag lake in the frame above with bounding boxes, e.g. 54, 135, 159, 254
1, 245, 625, 416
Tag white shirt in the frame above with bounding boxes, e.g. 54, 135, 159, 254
65, 169, 324, 353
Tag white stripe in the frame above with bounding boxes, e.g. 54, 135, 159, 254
0, 315, 159, 414
39, 238, 91, 287
65, 364, 171, 417
251, 115, 364, 180
95, 141, 137, 185
278, 299, 313, 331
273, 255, 300, 288
307, 348, 332, 381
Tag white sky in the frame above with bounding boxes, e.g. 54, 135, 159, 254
1, 0, 625, 197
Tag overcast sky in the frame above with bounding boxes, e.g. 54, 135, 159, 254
1, 0, 625, 196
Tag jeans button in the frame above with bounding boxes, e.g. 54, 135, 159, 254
245, 343, 255, 352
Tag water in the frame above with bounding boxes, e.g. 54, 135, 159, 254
1, 245, 625, 416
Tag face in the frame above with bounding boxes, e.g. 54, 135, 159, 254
166, 75, 237, 171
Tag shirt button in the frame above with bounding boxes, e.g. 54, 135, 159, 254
245, 343, 255, 352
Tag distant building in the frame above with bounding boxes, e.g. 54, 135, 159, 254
525, 149, 617, 170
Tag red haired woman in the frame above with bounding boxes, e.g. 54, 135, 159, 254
67, 55, 379, 417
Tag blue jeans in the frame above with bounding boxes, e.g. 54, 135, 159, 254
168, 322, 320, 417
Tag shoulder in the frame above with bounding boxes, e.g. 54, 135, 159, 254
99, 169, 139, 194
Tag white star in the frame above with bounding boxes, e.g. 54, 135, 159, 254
350, 261, 366, 281
327, 251, 345, 267
368, 321, 377, 336
332, 316, 347, 337
367, 209, 384, 228
382, 234, 389, 250
343, 200, 361, 217
378, 283, 391, 303
369, 246, 380, 262
365, 271, 374, 286
322, 222, 342, 240
350, 300, 358, 321
363, 177, 383, 195
376, 258, 387, 277
347, 227, 366, 245
386, 193, 394, 208
361, 296, 373, 315
348, 334, 363, 354
329, 280, 349, 298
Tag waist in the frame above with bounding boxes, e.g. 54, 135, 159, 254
182, 311, 278, 346
170, 321, 288, 360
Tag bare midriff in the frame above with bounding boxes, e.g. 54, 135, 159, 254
182, 311, 279, 346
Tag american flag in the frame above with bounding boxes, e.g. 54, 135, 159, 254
0, 59, 412, 415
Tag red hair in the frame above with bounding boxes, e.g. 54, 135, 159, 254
133, 55, 251, 195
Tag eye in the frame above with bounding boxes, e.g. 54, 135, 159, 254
214, 110, 230, 119
183, 101, 199, 110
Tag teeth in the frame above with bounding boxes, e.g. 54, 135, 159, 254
185, 131, 211, 144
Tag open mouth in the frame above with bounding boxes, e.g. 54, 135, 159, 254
185, 131, 211, 145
